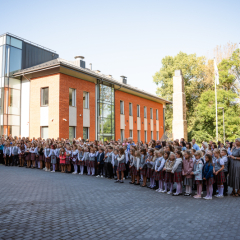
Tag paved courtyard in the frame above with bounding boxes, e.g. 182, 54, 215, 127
0, 165, 240, 240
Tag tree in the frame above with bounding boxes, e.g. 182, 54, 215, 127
153, 52, 213, 132
191, 89, 240, 142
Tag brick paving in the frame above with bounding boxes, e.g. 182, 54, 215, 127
0, 165, 240, 240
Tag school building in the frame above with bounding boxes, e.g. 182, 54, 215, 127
0, 33, 171, 142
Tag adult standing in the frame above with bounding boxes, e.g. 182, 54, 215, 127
228, 138, 240, 197
192, 139, 200, 151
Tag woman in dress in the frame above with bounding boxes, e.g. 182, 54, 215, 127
228, 138, 240, 197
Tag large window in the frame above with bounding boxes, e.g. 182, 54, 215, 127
121, 129, 124, 142
137, 130, 141, 142
41, 127, 48, 139
120, 101, 124, 114
129, 130, 133, 138
144, 107, 147, 118
144, 131, 147, 143
156, 109, 159, 120
150, 108, 153, 119
137, 105, 140, 117
129, 103, 132, 116
69, 88, 76, 107
69, 127, 76, 140
97, 82, 115, 141
41, 88, 49, 106
83, 127, 89, 140
83, 91, 89, 109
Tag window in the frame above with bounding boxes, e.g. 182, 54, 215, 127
120, 101, 124, 114
129, 130, 133, 138
156, 109, 159, 120
121, 129, 124, 142
129, 103, 132, 116
144, 107, 147, 118
144, 131, 147, 143
41, 88, 49, 106
69, 88, 76, 107
83, 91, 89, 109
137, 130, 141, 142
83, 127, 89, 140
137, 105, 140, 117
69, 127, 76, 139
151, 131, 153, 140
150, 108, 153, 119
156, 131, 159, 140
41, 127, 48, 139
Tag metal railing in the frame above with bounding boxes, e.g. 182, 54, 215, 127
0, 32, 57, 53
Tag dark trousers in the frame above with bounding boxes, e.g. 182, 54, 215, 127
107, 162, 113, 178
0, 150, 3, 164
6, 155, 11, 166
124, 162, 130, 178
12, 155, 19, 166
98, 163, 104, 175
224, 172, 228, 193
104, 163, 108, 178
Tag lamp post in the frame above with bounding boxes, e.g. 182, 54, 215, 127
218, 107, 225, 145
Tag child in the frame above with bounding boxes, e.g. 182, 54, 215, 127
172, 151, 183, 196
131, 151, 140, 185
191, 150, 204, 199
12, 143, 20, 166
4, 143, 12, 166
72, 145, 78, 174
116, 147, 126, 183
221, 149, 229, 196
59, 147, 66, 173
29, 143, 37, 168
36, 143, 44, 169
129, 149, 136, 184
96, 148, 105, 178
44, 144, 51, 172
213, 149, 226, 198
55, 144, 61, 171
88, 148, 96, 176
182, 150, 193, 196
154, 150, 165, 192
83, 147, 89, 175
51, 145, 57, 173
203, 154, 214, 200
77, 146, 84, 175
112, 149, 119, 179
163, 152, 176, 194
65, 145, 72, 173
106, 147, 114, 179
25, 143, 31, 168
19, 141, 26, 167
146, 149, 155, 189
139, 149, 148, 187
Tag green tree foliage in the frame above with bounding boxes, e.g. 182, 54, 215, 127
153, 48, 240, 142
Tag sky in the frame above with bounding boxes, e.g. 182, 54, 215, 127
1, 0, 240, 95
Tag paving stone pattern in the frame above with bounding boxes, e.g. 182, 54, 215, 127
0, 165, 240, 240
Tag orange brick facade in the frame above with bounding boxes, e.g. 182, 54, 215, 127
115, 90, 164, 142
59, 73, 95, 140
29, 73, 164, 142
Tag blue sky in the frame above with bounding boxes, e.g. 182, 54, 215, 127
1, 0, 240, 95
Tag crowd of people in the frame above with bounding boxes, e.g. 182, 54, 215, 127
1, 135, 240, 200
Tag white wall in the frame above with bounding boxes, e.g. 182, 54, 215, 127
129, 116, 133, 130
137, 117, 141, 130
21, 79, 30, 137
83, 108, 90, 127
69, 106, 76, 126
120, 114, 125, 130
40, 107, 49, 126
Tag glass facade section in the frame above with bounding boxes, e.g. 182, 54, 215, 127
83, 127, 89, 140
0, 35, 22, 136
69, 127, 76, 140
97, 81, 115, 142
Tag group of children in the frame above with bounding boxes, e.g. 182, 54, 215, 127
1, 137, 229, 200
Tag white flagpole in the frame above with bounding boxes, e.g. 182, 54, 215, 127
214, 58, 218, 142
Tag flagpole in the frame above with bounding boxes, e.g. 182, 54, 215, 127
214, 58, 218, 142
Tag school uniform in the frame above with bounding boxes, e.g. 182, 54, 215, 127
192, 160, 203, 184
139, 154, 148, 176
36, 147, 44, 169
164, 159, 175, 183
88, 153, 96, 175
112, 153, 119, 176
104, 152, 109, 178
19, 144, 26, 167
65, 150, 72, 165
12, 146, 20, 166
4, 147, 12, 166
129, 154, 135, 175
153, 157, 165, 181
182, 158, 194, 187
71, 150, 78, 174
78, 151, 84, 175
146, 156, 154, 179
203, 163, 214, 185
214, 158, 226, 185
107, 151, 114, 179
222, 155, 228, 194
124, 150, 130, 178
132, 157, 140, 176
97, 152, 105, 176
117, 154, 126, 172
82, 152, 89, 174
44, 148, 51, 163
29, 147, 37, 167
172, 158, 183, 183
